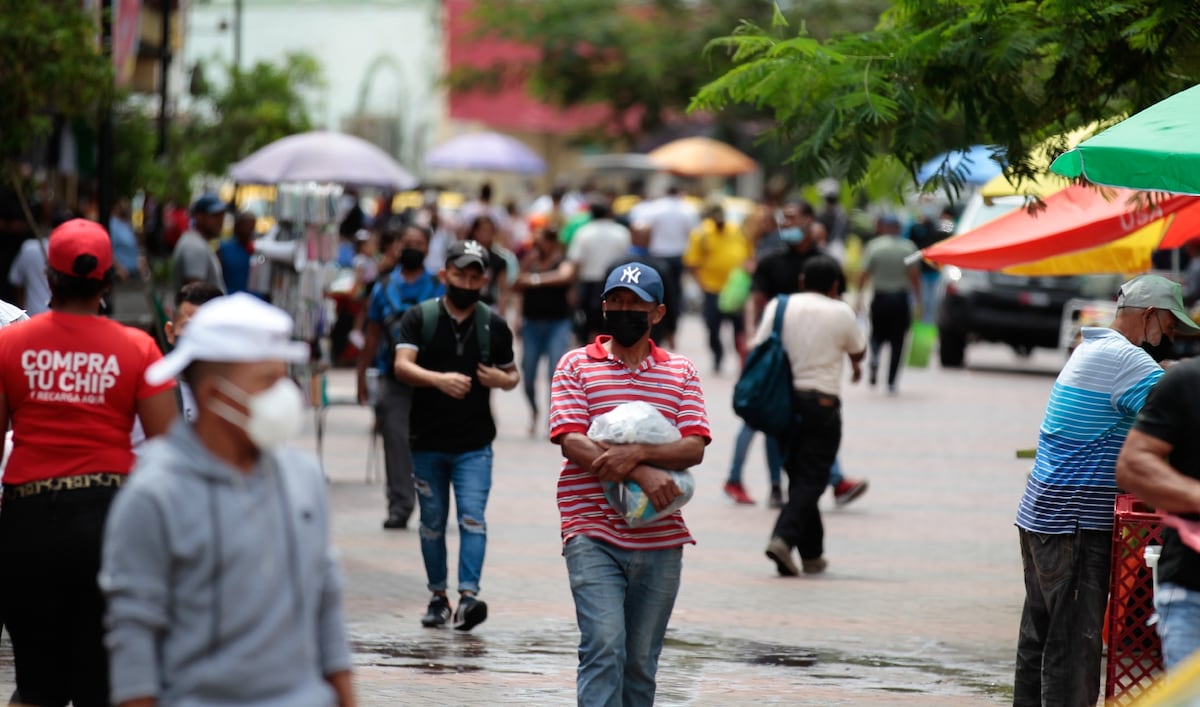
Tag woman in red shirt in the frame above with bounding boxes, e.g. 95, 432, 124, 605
0, 219, 177, 706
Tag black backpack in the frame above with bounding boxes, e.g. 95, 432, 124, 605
418, 298, 492, 365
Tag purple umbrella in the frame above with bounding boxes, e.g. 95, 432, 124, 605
230, 131, 418, 189
424, 131, 546, 175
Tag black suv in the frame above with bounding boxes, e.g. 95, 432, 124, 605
935, 195, 1121, 367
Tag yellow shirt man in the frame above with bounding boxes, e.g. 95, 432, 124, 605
684, 217, 751, 294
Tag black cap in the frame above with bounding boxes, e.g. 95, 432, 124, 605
445, 240, 489, 270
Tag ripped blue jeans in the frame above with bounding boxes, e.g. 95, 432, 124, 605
412, 446, 493, 594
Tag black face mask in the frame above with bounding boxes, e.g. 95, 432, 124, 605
605, 309, 651, 347
446, 284, 481, 309
399, 248, 426, 271
1141, 315, 1174, 362
1141, 338, 1174, 362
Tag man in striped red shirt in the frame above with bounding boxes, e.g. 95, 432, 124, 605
550, 262, 710, 707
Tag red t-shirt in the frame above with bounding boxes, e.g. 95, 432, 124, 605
549, 336, 711, 550
0, 313, 174, 484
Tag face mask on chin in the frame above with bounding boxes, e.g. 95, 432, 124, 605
605, 309, 651, 347
210, 377, 305, 451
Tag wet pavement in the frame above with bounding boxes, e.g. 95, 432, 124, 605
0, 317, 1066, 704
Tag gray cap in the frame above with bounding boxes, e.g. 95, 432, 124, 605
1117, 275, 1200, 335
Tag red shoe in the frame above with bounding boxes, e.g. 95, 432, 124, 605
833, 478, 869, 507
723, 481, 756, 505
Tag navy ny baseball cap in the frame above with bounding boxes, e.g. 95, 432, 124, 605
191, 193, 227, 214
602, 262, 664, 304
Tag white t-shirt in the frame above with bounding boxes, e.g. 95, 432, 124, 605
569, 219, 632, 282
8, 238, 51, 316
754, 292, 866, 397
646, 197, 699, 258
131, 381, 197, 453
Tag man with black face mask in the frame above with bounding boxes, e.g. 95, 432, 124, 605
1013, 274, 1199, 706
550, 262, 710, 706
358, 224, 444, 530
394, 240, 519, 632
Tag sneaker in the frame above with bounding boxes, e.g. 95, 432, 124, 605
868, 368, 878, 386
833, 478, 869, 507
768, 486, 785, 509
420, 595, 452, 627
802, 557, 829, 575
382, 515, 409, 530
765, 536, 799, 577
724, 481, 756, 505
453, 595, 488, 632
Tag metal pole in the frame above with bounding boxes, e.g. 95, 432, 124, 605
234, 0, 243, 71
156, 0, 171, 158
98, 0, 114, 230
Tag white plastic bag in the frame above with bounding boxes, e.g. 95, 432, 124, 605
588, 402, 695, 527
587, 401, 681, 445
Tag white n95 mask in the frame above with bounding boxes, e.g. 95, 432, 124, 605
213, 377, 305, 450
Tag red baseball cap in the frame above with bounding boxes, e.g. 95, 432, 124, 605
48, 219, 113, 281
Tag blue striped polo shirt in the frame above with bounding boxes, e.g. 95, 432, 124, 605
1016, 328, 1163, 533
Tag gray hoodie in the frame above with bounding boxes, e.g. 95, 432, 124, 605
101, 422, 352, 706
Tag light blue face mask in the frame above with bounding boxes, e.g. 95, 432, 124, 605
779, 227, 805, 244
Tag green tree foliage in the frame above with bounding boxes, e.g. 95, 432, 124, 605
113, 53, 323, 200
186, 53, 324, 176
0, 0, 111, 171
692, 1, 1200, 192
455, 0, 888, 141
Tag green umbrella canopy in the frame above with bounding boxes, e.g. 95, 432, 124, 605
1051, 84, 1200, 195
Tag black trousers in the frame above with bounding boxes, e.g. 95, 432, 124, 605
869, 291, 911, 387
376, 378, 416, 522
771, 395, 841, 560
1013, 528, 1111, 707
0, 485, 119, 707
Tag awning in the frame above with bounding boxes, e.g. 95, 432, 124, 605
921, 186, 1200, 271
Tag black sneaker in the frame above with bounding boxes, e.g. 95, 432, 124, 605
420, 595, 452, 627
382, 515, 409, 530
453, 595, 488, 632
768, 486, 785, 509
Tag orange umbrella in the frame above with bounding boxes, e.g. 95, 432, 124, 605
647, 137, 757, 177
921, 186, 1200, 271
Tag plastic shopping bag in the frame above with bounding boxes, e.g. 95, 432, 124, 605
718, 268, 752, 314
907, 321, 936, 368
587, 402, 695, 527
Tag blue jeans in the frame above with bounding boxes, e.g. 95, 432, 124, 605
920, 270, 940, 323
521, 317, 573, 416
728, 424, 845, 489
727, 423, 782, 487
829, 458, 844, 487
412, 446, 493, 594
564, 535, 682, 707
1156, 582, 1200, 669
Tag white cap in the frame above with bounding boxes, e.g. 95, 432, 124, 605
146, 293, 311, 386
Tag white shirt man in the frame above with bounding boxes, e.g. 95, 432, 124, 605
8, 237, 51, 315
645, 189, 699, 259
755, 255, 865, 579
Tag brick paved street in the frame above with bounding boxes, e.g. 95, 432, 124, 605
0, 317, 1061, 704
312, 317, 1054, 705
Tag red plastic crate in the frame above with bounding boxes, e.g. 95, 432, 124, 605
1106, 494, 1165, 704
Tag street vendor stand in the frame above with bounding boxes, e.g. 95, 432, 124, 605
229, 131, 418, 474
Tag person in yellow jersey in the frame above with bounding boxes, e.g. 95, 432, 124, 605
684, 205, 751, 374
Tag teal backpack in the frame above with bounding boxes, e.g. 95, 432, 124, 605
732, 295, 794, 436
